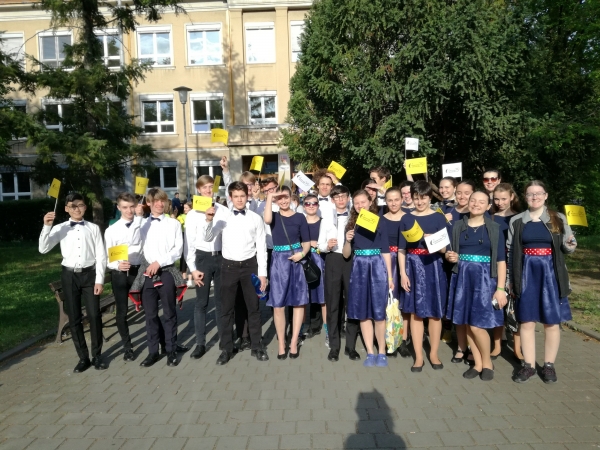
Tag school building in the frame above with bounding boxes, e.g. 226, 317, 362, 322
0, 0, 310, 201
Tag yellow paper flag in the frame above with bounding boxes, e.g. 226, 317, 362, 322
135, 177, 149, 195
193, 195, 213, 212
356, 209, 380, 233
402, 220, 424, 242
405, 157, 428, 175
108, 244, 129, 263
211, 128, 229, 144
249, 156, 264, 172
47, 178, 61, 199
564, 205, 588, 227
383, 176, 393, 190
327, 161, 347, 180
436, 207, 450, 223
213, 175, 221, 194
279, 173, 286, 188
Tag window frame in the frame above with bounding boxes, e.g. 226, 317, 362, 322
95, 29, 122, 68
190, 93, 225, 134
193, 160, 225, 196
38, 30, 72, 68
139, 94, 176, 135
0, 32, 25, 68
290, 21, 305, 63
0, 170, 32, 201
148, 162, 178, 190
248, 91, 277, 125
136, 26, 173, 67
186, 23, 223, 66
245, 22, 276, 64
42, 98, 74, 132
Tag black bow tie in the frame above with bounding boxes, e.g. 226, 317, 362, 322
125, 221, 133, 228
319, 197, 328, 201
70, 221, 84, 227
443, 200, 455, 205
337, 212, 348, 217
234, 210, 246, 216
150, 217, 161, 221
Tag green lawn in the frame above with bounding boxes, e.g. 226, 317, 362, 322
566, 235, 600, 332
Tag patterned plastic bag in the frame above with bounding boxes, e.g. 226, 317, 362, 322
385, 289, 403, 353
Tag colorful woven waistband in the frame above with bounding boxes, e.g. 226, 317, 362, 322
408, 248, 430, 255
273, 242, 302, 252
459, 254, 491, 263
523, 248, 552, 256
389, 246, 398, 253
310, 247, 319, 254
354, 249, 381, 256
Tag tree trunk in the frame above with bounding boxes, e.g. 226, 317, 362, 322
91, 174, 105, 232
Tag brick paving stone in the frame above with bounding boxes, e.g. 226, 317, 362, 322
24, 438, 65, 450
214, 436, 249, 449
0, 438, 35, 450
405, 431, 444, 447
26, 424, 64, 439
55, 425, 94, 439
119, 438, 155, 450
248, 435, 279, 449
503, 428, 544, 444
438, 430, 476, 447
57, 438, 95, 450
87, 438, 125, 450
470, 429, 510, 445
152, 437, 187, 450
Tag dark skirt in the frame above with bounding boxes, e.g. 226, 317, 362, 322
390, 251, 400, 300
400, 253, 446, 319
447, 261, 503, 328
347, 254, 387, 321
267, 250, 309, 308
309, 252, 325, 304
517, 255, 572, 324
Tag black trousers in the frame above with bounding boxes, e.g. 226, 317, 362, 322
219, 257, 262, 352
141, 271, 177, 354
193, 251, 222, 347
61, 266, 102, 360
110, 266, 139, 350
324, 253, 359, 352
234, 286, 249, 340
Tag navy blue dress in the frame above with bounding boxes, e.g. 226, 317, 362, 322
398, 213, 448, 319
267, 212, 310, 308
447, 226, 506, 328
382, 216, 402, 300
347, 219, 390, 321
307, 219, 325, 305
517, 221, 572, 324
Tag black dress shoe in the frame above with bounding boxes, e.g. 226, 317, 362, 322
411, 364, 424, 373
327, 349, 340, 362
176, 344, 189, 353
239, 338, 251, 351
140, 353, 159, 367
73, 358, 91, 373
344, 348, 360, 361
166, 351, 179, 367
216, 350, 232, 365
431, 362, 444, 370
307, 328, 321, 339
91, 356, 107, 370
123, 349, 135, 362
277, 351, 288, 360
398, 341, 411, 358
289, 348, 299, 359
190, 345, 206, 360
251, 349, 269, 361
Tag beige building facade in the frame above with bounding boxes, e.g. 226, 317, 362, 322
0, 0, 310, 201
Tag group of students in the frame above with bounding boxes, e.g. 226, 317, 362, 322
39, 162, 576, 384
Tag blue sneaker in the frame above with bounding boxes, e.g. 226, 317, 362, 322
363, 354, 377, 368
376, 354, 388, 367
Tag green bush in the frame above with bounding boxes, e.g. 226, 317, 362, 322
0, 197, 115, 241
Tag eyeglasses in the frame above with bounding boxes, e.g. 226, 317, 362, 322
332, 194, 348, 200
264, 186, 277, 193
483, 177, 498, 183
525, 192, 546, 198
68, 203, 86, 210
304, 202, 318, 207
245, 183, 254, 188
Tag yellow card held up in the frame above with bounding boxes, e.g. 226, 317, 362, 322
383, 176, 393, 190
213, 175, 221, 193
108, 244, 129, 263
211, 128, 229, 144
356, 209, 380, 233
405, 157, 428, 175
249, 156, 264, 172
402, 220, 424, 242
564, 205, 588, 227
47, 178, 61, 198
193, 195, 212, 212
135, 176, 149, 195
327, 161, 347, 180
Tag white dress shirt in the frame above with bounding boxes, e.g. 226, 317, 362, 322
222, 170, 259, 212
39, 220, 107, 284
205, 208, 268, 277
104, 216, 143, 270
318, 212, 349, 255
140, 214, 183, 267
317, 195, 337, 223
185, 204, 226, 272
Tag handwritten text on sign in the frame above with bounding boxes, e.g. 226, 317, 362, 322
401, 220, 424, 242
356, 209, 380, 233
405, 157, 428, 175
47, 178, 61, 198
442, 163, 462, 178
425, 228, 450, 253
292, 171, 315, 193
193, 195, 212, 212
405, 138, 419, 151
327, 161, 347, 180
211, 128, 229, 144
564, 205, 588, 227
249, 156, 264, 172
135, 177, 149, 195
108, 244, 129, 263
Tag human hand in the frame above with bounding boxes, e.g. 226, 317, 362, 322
192, 270, 204, 287
135, 204, 144, 216
494, 290, 508, 308
345, 230, 355, 243
43, 212, 55, 226
326, 172, 339, 185
446, 251, 458, 263
205, 206, 216, 221
94, 283, 103, 295
327, 238, 338, 250
310, 240, 318, 248
259, 276, 267, 292
146, 261, 160, 277
566, 235, 577, 249
220, 156, 229, 171
388, 279, 395, 292
288, 252, 305, 263
401, 274, 411, 292
118, 261, 131, 271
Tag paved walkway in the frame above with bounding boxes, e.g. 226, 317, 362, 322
1, 289, 599, 450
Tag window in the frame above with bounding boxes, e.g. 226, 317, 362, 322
248, 92, 276, 125
191, 94, 224, 133
11, 101, 27, 140
141, 97, 174, 134
96, 30, 121, 67
138, 27, 172, 66
43, 101, 74, 131
148, 164, 177, 189
1, 172, 31, 201
290, 21, 305, 63
39, 32, 72, 67
187, 24, 222, 65
245, 23, 275, 64
0, 33, 25, 66
194, 161, 224, 196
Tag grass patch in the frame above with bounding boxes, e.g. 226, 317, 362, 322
566, 235, 600, 331
569, 291, 600, 332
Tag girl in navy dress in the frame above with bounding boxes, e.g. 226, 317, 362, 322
381, 187, 409, 357
433, 176, 457, 223
302, 193, 328, 345
445, 191, 508, 381
491, 183, 521, 361
449, 180, 476, 223
264, 186, 311, 360
398, 181, 448, 372
508, 181, 577, 383
343, 190, 394, 368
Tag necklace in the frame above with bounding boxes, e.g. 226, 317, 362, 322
465, 224, 484, 244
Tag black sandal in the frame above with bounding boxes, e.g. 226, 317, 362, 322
451, 349, 467, 364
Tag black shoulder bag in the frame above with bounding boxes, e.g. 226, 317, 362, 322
279, 213, 321, 286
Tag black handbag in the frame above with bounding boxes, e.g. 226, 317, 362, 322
506, 295, 518, 333
279, 213, 321, 286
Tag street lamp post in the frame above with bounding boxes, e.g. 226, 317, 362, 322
174, 86, 193, 201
